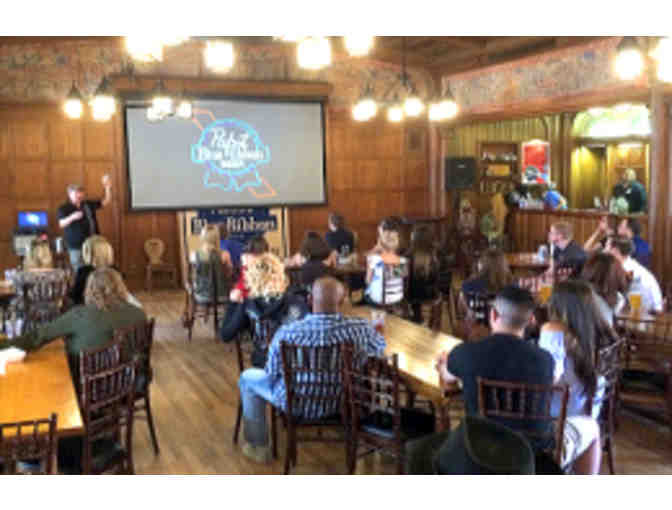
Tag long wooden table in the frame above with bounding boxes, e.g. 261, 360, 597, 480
347, 306, 462, 430
0, 339, 84, 437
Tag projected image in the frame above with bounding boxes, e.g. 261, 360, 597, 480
191, 114, 276, 199
125, 99, 325, 210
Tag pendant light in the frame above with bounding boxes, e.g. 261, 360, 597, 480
205, 41, 234, 72
399, 37, 424, 118
63, 81, 84, 119
387, 93, 404, 123
90, 76, 116, 122
352, 84, 377, 121
651, 37, 672, 82
175, 95, 193, 119
344, 36, 375, 57
297, 37, 331, 70
615, 36, 644, 80
429, 84, 459, 121
150, 79, 173, 118
125, 36, 164, 62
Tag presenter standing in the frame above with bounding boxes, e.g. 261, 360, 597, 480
58, 175, 112, 271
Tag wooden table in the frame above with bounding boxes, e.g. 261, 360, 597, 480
0, 339, 84, 437
506, 253, 550, 272
347, 305, 462, 430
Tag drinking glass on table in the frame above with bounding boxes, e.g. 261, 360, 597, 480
371, 310, 386, 335
538, 283, 552, 304
628, 293, 643, 315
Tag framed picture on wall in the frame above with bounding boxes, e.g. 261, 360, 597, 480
521, 140, 551, 185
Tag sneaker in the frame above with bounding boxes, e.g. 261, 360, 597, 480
241, 443, 271, 464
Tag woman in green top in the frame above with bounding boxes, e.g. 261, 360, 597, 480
6, 267, 146, 386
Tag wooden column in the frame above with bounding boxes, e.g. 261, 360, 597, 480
647, 84, 670, 282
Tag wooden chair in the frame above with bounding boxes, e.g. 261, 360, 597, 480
232, 318, 280, 445
77, 361, 137, 475
78, 340, 123, 396
113, 318, 160, 455
183, 259, 231, 342
377, 262, 410, 319
0, 414, 58, 475
476, 377, 570, 465
273, 341, 349, 474
21, 274, 71, 332
594, 338, 625, 475
342, 343, 436, 475
615, 317, 672, 435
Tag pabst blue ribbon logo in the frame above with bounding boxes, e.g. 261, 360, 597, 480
191, 118, 271, 192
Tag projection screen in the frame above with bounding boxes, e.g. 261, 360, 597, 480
124, 99, 326, 210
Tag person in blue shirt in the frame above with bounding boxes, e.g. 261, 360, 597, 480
617, 217, 651, 268
542, 182, 568, 211
237, 276, 386, 463
219, 224, 244, 271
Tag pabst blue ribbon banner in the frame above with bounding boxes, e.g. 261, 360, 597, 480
193, 208, 278, 245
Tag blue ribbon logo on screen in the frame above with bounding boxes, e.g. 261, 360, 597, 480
191, 118, 271, 192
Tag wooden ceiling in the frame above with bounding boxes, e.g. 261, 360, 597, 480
0, 36, 612, 79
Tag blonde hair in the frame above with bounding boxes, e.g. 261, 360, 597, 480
82, 235, 114, 268
378, 230, 400, 253
199, 225, 221, 257
624, 168, 637, 180
244, 252, 288, 299
552, 221, 573, 241
84, 268, 129, 311
24, 240, 53, 270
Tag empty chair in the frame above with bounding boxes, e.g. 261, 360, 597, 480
0, 414, 58, 475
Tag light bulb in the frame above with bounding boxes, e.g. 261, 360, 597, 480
614, 49, 643, 80
146, 105, 162, 122
388, 105, 404, 122
653, 37, 672, 82
297, 37, 331, 70
428, 103, 444, 121
152, 95, 173, 116
344, 36, 374, 57
205, 41, 234, 72
403, 95, 424, 117
64, 98, 83, 119
90, 95, 115, 122
353, 98, 377, 121
439, 99, 458, 119
125, 36, 163, 62
175, 99, 193, 119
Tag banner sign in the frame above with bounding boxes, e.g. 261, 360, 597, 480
193, 207, 278, 246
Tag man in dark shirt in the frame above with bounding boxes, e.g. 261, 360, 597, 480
622, 168, 647, 214
548, 221, 587, 274
617, 217, 651, 267
325, 212, 355, 257
435, 286, 555, 445
58, 176, 112, 271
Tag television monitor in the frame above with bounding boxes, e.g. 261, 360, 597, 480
17, 211, 48, 230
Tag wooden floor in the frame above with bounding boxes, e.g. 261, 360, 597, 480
132, 289, 672, 474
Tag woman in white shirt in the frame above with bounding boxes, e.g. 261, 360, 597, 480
365, 228, 408, 305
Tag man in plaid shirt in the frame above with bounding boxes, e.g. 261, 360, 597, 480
238, 276, 386, 463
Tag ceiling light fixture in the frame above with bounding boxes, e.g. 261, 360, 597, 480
297, 36, 331, 70
63, 81, 84, 119
344, 36, 375, 57
352, 84, 377, 121
651, 36, 672, 82
90, 76, 116, 122
204, 41, 235, 72
125, 36, 164, 62
615, 36, 644, 80
150, 79, 173, 118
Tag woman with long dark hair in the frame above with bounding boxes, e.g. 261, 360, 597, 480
406, 225, 439, 323
580, 252, 629, 326
461, 249, 514, 296
540, 279, 613, 474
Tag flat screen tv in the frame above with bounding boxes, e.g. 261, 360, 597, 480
17, 211, 48, 230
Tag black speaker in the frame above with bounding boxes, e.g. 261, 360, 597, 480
444, 157, 477, 190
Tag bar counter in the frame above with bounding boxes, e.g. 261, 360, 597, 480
509, 208, 649, 253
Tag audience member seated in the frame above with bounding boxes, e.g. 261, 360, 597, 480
435, 286, 555, 455
405, 225, 440, 324
237, 276, 385, 463
23, 238, 54, 270
365, 227, 408, 306
580, 252, 629, 326
69, 235, 113, 305
285, 231, 335, 285
548, 221, 587, 275
461, 249, 514, 296
617, 218, 651, 268
5, 267, 146, 386
325, 212, 355, 260
191, 224, 232, 304
219, 224, 245, 272
606, 236, 663, 314
539, 280, 614, 474
367, 216, 405, 256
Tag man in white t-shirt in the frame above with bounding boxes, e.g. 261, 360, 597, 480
607, 236, 662, 313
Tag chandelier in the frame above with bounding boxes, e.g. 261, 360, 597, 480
615, 36, 672, 83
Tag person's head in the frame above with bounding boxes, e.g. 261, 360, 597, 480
244, 252, 288, 298
617, 218, 641, 240
489, 285, 536, 337
67, 184, 85, 206
580, 252, 630, 308
328, 212, 345, 232
476, 249, 513, 293
199, 224, 221, 253
24, 239, 53, 270
246, 235, 269, 255
624, 168, 637, 183
82, 235, 114, 268
378, 229, 400, 254
310, 276, 346, 314
84, 267, 130, 311
549, 222, 573, 248
547, 280, 599, 408
606, 236, 633, 263
300, 231, 332, 261
378, 216, 402, 234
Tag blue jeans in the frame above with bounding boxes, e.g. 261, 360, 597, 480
239, 368, 275, 447
68, 249, 83, 273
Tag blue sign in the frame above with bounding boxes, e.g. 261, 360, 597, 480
191, 119, 271, 193
193, 207, 278, 246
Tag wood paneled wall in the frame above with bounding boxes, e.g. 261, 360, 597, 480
288, 110, 431, 253
0, 104, 180, 290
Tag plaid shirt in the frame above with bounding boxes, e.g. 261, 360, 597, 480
265, 313, 386, 417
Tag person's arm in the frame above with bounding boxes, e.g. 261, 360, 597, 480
365, 255, 375, 284
539, 322, 566, 383
101, 174, 112, 208
264, 331, 284, 385
435, 350, 459, 389
583, 216, 609, 253
58, 210, 84, 229
8, 309, 78, 353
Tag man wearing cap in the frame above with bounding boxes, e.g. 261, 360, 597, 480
58, 175, 112, 271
